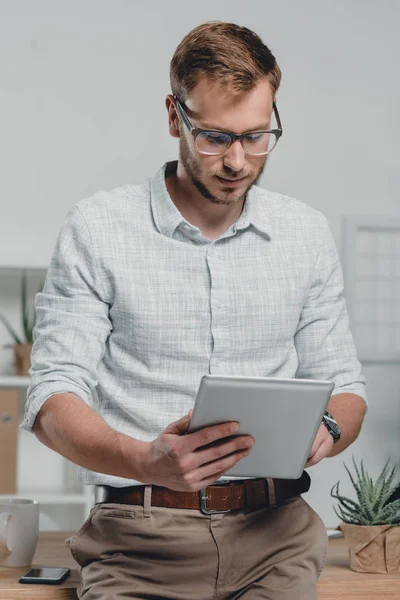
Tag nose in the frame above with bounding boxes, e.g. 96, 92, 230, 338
222, 140, 246, 173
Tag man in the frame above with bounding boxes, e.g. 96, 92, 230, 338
22, 21, 367, 599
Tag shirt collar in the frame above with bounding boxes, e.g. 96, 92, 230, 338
150, 162, 187, 238
150, 161, 271, 239
235, 185, 270, 238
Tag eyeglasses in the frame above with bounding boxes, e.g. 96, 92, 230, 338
174, 96, 283, 156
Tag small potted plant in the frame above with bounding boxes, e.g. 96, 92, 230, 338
331, 456, 400, 573
0, 271, 44, 376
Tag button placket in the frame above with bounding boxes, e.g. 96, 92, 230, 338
206, 243, 229, 371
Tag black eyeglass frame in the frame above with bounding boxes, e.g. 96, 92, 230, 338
174, 95, 283, 156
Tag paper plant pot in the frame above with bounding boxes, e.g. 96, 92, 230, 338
338, 522, 400, 573
14, 343, 33, 377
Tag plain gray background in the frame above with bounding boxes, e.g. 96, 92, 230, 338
0, 0, 399, 528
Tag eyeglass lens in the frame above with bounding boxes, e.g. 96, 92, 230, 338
195, 131, 277, 155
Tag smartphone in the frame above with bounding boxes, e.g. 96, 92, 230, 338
18, 567, 71, 585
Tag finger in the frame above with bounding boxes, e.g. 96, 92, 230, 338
191, 434, 254, 470
185, 421, 241, 453
307, 437, 324, 463
306, 452, 324, 468
163, 412, 192, 435
191, 446, 253, 486
196, 470, 229, 490
306, 438, 333, 468
307, 439, 322, 461
193, 467, 236, 491
308, 424, 326, 458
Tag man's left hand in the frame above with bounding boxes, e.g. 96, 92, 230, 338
305, 423, 334, 468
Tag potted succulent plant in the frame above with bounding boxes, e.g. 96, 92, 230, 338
331, 456, 400, 573
0, 271, 44, 376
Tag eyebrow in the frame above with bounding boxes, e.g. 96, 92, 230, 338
200, 122, 271, 132
178, 99, 273, 133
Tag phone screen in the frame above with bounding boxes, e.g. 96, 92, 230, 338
19, 567, 70, 584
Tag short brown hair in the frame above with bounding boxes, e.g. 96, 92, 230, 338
170, 22, 281, 101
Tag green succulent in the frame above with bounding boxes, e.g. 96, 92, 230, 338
331, 456, 400, 526
0, 271, 44, 344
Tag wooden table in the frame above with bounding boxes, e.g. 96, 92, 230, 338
1, 532, 399, 599
0, 533, 79, 599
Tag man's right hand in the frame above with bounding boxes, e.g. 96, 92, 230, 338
136, 410, 255, 491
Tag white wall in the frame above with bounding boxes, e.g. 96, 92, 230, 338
0, 0, 399, 528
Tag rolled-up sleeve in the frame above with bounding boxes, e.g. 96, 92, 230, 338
294, 215, 368, 406
21, 205, 113, 432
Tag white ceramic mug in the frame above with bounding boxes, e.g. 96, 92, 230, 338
0, 499, 39, 568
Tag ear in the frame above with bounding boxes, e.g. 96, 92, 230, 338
165, 94, 180, 139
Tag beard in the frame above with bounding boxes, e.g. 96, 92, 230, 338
179, 134, 267, 206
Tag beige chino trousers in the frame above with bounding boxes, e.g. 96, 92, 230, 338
70, 492, 328, 600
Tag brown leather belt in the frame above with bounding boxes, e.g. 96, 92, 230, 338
103, 471, 310, 514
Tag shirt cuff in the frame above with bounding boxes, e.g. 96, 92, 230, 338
330, 384, 368, 408
20, 382, 92, 432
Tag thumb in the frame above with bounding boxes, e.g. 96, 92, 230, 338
164, 409, 192, 435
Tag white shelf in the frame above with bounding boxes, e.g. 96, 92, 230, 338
0, 378, 96, 527
0, 492, 89, 504
0, 278, 95, 530
0, 375, 30, 388
0, 265, 48, 273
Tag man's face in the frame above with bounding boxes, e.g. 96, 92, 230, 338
178, 77, 274, 206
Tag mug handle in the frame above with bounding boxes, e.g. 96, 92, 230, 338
0, 513, 12, 555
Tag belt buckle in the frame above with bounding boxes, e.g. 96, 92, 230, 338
199, 488, 231, 515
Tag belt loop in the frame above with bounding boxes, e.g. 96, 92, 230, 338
266, 478, 276, 508
143, 485, 152, 517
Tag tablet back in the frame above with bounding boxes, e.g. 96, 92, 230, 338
189, 375, 335, 479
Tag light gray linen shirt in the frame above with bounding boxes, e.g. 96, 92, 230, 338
21, 161, 367, 487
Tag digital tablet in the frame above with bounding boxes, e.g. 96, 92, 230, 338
188, 375, 335, 479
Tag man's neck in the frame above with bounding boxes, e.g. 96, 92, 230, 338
165, 163, 245, 240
